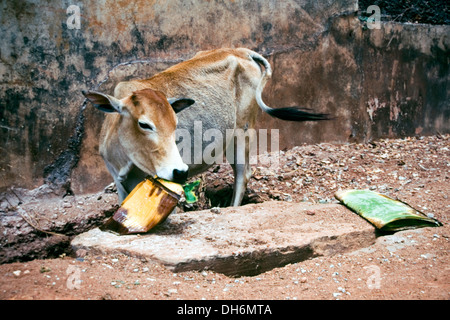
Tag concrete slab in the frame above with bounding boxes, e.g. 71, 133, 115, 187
71, 201, 376, 276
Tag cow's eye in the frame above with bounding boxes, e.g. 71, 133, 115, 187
138, 121, 154, 131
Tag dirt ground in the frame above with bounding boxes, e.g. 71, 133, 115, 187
0, 134, 449, 300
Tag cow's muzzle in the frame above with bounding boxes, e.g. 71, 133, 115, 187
172, 168, 189, 184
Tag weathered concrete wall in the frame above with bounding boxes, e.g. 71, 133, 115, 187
1, 0, 448, 195
259, 16, 450, 147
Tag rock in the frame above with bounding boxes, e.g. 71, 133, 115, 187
72, 201, 375, 276
40, 266, 51, 273
210, 207, 221, 214
0, 191, 118, 264
167, 288, 178, 295
62, 202, 72, 208
76, 249, 88, 258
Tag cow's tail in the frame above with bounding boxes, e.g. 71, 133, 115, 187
250, 52, 331, 122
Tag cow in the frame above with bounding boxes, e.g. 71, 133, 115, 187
83, 48, 328, 206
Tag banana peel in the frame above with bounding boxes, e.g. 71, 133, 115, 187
335, 189, 442, 232
101, 176, 200, 235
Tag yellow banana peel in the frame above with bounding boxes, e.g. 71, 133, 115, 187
101, 176, 183, 235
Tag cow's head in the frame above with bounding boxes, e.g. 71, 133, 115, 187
83, 88, 194, 183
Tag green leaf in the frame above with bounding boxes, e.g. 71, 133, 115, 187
183, 179, 201, 204
335, 189, 442, 232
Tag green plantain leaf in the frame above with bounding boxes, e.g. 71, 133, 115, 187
335, 189, 442, 232
183, 179, 201, 204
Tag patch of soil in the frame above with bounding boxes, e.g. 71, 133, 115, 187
0, 134, 449, 300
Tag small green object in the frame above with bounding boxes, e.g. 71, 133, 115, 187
335, 189, 442, 232
183, 180, 201, 204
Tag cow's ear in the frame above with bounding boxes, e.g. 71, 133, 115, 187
167, 97, 195, 114
82, 90, 124, 114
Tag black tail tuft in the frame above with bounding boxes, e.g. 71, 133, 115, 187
266, 107, 332, 122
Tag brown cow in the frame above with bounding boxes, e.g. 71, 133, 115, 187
84, 48, 328, 205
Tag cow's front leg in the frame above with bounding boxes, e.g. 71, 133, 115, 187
114, 177, 128, 204
115, 161, 135, 203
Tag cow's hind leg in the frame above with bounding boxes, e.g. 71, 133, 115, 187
228, 128, 254, 206
230, 162, 251, 206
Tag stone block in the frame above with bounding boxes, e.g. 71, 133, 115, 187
72, 201, 376, 276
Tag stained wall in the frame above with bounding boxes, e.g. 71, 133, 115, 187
1, 0, 448, 194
